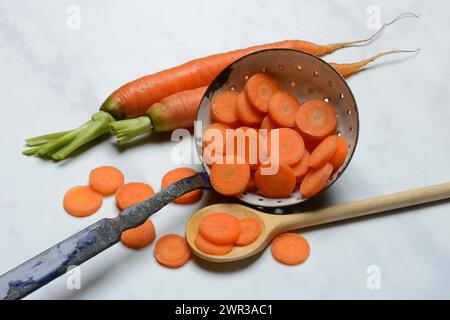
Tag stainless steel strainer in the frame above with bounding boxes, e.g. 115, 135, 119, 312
195, 49, 359, 207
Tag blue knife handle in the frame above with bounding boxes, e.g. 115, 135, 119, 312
0, 172, 211, 300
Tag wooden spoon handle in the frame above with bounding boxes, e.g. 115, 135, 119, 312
281, 182, 450, 231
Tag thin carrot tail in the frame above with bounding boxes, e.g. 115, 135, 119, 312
109, 116, 152, 145
323, 12, 419, 54
330, 48, 420, 78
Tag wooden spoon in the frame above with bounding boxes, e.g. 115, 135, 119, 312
186, 182, 450, 262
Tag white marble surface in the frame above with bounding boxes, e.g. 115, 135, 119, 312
0, 0, 449, 299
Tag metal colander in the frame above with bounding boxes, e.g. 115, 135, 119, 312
195, 49, 359, 207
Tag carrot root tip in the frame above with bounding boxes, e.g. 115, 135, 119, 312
109, 116, 152, 145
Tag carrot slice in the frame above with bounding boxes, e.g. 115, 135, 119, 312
211, 91, 240, 126
63, 186, 103, 217
210, 163, 250, 196
199, 212, 241, 245
202, 123, 230, 152
291, 150, 310, 180
254, 163, 296, 198
235, 218, 262, 246
309, 135, 338, 169
154, 234, 191, 268
115, 182, 154, 210
296, 100, 337, 140
300, 163, 333, 198
268, 91, 301, 127
260, 115, 278, 130
245, 73, 279, 113
232, 127, 259, 168
236, 92, 264, 126
89, 166, 125, 196
161, 167, 203, 204
268, 128, 305, 165
121, 219, 156, 249
271, 233, 310, 265
329, 136, 349, 170
195, 234, 233, 256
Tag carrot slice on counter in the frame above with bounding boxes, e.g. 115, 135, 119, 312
254, 163, 296, 198
300, 163, 333, 198
235, 218, 262, 246
236, 92, 264, 126
211, 91, 240, 126
195, 234, 233, 255
199, 212, 241, 245
115, 182, 154, 210
309, 135, 338, 169
296, 100, 337, 140
291, 150, 310, 180
210, 163, 250, 196
329, 136, 349, 170
245, 73, 279, 113
161, 167, 203, 204
89, 166, 125, 196
63, 186, 103, 217
121, 219, 156, 249
268, 91, 301, 127
271, 233, 310, 265
154, 234, 191, 268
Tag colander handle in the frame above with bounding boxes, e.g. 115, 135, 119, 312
285, 182, 450, 230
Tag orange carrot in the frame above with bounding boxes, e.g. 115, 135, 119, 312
211, 91, 240, 126
210, 163, 250, 196
195, 234, 233, 256
309, 135, 338, 169
232, 127, 259, 168
254, 163, 296, 198
89, 166, 125, 196
154, 234, 191, 268
199, 212, 241, 245
271, 233, 310, 265
63, 186, 103, 217
202, 123, 230, 152
161, 168, 203, 204
121, 219, 156, 249
291, 150, 310, 180
296, 100, 337, 141
235, 218, 262, 246
300, 163, 333, 198
329, 136, 349, 170
260, 115, 278, 130
236, 92, 264, 126
268, 91, 301, 127
245, 74, 279, 113
115, 182, 154, 210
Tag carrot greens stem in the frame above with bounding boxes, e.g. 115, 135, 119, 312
109, 116, 152, 145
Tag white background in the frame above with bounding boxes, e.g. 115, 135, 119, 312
0, 0, 449, 299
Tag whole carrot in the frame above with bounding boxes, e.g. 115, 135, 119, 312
23, 13, 417, 160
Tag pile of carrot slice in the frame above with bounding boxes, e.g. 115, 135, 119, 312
63, 166, 204, 268
203, 73, 349, 199
194, 212, 262, 255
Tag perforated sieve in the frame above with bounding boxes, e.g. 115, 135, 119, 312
195, 49, 359, 207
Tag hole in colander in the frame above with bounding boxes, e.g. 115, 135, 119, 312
230, 85, 236, 91
277, 200, 282, 203
323, 97, 330, 103
347, 109, 352, 115
313, 70, 319, 77
244, 75, 249, 81
308, 88, 314, 94
340, 93, 345, 99
258, 198, 264, 202
349, 126, 353, 132
242, 192, 247, 195
337, 131, 341, 136
296, 197, 301, 200
328, 80, 333, 87
297, 65, 302, 71
278, 64, 285, 70
290, 81, 296, 88
261, 67, 267, 73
